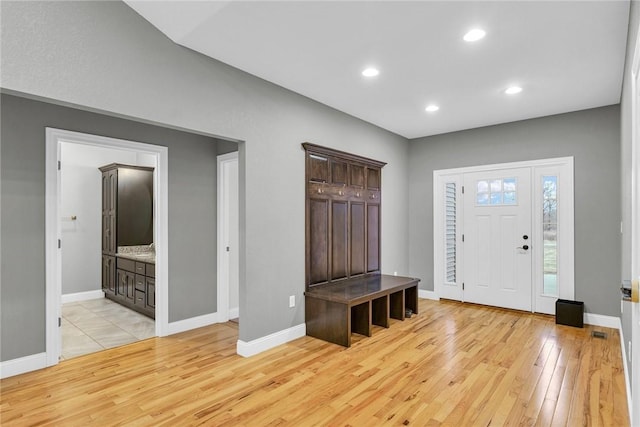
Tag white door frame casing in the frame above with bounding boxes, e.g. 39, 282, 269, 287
629, 18, 640, 427
433, 157, 574, 314
45, 128, 169, 367
216, 151, 239, 323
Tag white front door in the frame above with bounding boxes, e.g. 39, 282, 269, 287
463, 167, 532, 311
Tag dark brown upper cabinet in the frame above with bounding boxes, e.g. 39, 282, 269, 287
350, 164, 365, 188
99, 163, 154, 251
331, 159, 348, 186
308, 154, 329, 183
303, 143, 385, 289
367, 168, 380, 191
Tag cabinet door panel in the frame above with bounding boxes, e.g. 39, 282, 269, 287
350, 164, 365, 188
117, 169, 154, 247
146, 278, 156, 309
102, 173, 109, 212
309, 198, 329, 284
108, 258, 116, 293
367, 168, 380, 190
108, 170, 117, 251
126, 272, 136, 301
367, 204, 380, 272
102, 256, 109, 291
116, 269, 127, 296
108, 214, 116, 254
331, 159, 348, 185
108, 170, 117, 214
350, 202, 365, 275
309, 154, 329, 183
102, 214, 111, 253
102, 255, 116, 294
331, 201, 348, 280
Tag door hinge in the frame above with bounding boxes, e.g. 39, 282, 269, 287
58, 239, 61, 249
462, 185, 464, 194
462, 282, 465, 290
58, 317, 62, 327
462, 234, 464, 242
226, 246, 230, 252
58, 160, 61, 170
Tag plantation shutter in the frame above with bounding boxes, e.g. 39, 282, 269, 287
445, 182, 457, 283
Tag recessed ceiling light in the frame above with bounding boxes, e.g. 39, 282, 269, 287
505, 86, 523, 95
463, 28, 486, 42
425, 105, 440, 112
362, 67, 379, 77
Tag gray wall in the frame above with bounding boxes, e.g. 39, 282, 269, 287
620, 0, 639, 386
0, 1, 410, 360
408, 105, 621, 317
0, 94, 226, 360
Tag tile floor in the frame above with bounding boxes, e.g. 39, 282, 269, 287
61, 298, 155, 360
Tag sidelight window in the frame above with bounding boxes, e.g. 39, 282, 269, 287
542, 176, 558, 296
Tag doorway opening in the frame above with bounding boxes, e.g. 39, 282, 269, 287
433, 157, 574, 314
45, 128, 169, 366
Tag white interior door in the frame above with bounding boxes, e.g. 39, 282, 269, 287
463, 167, 532, 311
217, 152, 239, 321
226, 158, 239, 319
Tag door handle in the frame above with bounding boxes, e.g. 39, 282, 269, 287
517, 245, 529, 250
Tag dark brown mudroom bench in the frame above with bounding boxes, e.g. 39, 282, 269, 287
305, 274, 419, 347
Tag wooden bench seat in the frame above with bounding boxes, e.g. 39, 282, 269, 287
305, 274, 419, 347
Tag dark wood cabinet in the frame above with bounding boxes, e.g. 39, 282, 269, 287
303, 143, 385, 288
303, 143, 420, 347
100, 163, 155, 318
116, 258, 155, 318
99, 163, 154, 250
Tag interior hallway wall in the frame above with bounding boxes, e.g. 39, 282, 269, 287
0, 1, 410, 361
1, 94, 221, 361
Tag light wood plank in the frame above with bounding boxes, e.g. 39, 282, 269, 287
0, 300, 630, 426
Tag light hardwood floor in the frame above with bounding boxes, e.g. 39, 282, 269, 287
1, 299, 629, 426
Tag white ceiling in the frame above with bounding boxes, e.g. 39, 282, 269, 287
125, 1, 630, 139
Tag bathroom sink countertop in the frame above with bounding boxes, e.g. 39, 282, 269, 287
116, 245, 156, 264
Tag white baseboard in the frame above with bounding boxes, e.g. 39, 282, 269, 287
237, 323, 306, 358
583, 313, 620, 329
419, 289, 439, 300
61, 290, 105, 304
229, 307, 239, 319
0, 352, 47, 379
618, 321, 633, 424
167, 312, 220, 335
